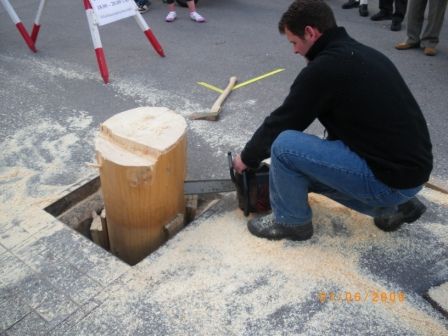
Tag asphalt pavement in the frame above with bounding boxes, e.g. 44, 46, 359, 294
1, 0, 448, 335
1, 0, 447, 185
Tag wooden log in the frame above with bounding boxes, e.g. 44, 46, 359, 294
164, 213, 185, 239
95, 107, 187, 265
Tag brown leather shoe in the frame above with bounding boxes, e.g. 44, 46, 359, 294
424, 47, 437, 56
395, 42, 420, 50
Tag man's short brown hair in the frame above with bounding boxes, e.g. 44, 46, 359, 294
278, 0, 337, 37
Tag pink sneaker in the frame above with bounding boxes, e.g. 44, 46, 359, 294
189, 11, 205, 22
165, 11, 177, 22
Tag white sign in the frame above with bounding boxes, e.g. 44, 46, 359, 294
90, 0, 137, 26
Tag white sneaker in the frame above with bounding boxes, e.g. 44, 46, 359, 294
165, 11, 177, 22
189, 11, 205, 22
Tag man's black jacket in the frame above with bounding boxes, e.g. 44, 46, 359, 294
241, 27, 433, 189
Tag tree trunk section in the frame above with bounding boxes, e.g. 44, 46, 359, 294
95, 107, 187, 265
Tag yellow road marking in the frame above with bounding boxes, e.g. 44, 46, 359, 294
233, 68, 285, 90
197, 68, 285, 93
197, 82, 224, 94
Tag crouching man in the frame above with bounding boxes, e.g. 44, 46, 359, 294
233, 0, 432, 241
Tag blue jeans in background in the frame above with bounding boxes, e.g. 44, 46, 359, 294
135, 0, 150, 6
270, 131, 422, 226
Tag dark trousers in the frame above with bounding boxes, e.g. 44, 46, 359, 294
379, 0, 408, 20
406, 0, 448, 47
135, 0, 150, 6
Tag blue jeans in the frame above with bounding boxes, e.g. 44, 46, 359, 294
270, 131, 422, 226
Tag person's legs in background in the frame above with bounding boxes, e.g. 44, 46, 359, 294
401, 0, 427, 46
135, 0, 151, 13
186, 0, 205, 22
391, 0, 408, 31
342, 0, 360, 9
371, 0, 393, 20
359, 0, 369, 17
420, 0, 448, 55
165, 0, 177, 22
165, 0, 205, 22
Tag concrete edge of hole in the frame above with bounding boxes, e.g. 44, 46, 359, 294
44, 175, 232, 265
424, 282, 448, 319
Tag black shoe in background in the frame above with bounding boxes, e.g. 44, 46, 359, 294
370, 10, 393, 20
390, 19, 402, 31
342, 0, 360, 9
374, 198, 427, 232
359, 4, 369, 17
138, 4, 150, 13
247, 214, 313, 241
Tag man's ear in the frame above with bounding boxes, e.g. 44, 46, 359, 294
304, 26, 322, 41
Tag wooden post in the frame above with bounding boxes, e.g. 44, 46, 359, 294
95, 107, 187, 265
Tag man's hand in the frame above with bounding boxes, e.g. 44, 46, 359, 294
233, 154, 248, 174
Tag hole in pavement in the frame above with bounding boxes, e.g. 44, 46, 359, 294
44, 176, 221, 265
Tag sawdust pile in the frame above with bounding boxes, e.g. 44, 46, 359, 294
2, 52, 447, 335
0, 113, 96, 211
90, 192, 448, 335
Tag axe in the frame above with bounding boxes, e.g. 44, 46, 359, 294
190, 76, 237, 121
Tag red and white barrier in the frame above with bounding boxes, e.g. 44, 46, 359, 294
134, 12, 165, 57
83, 0, 165, 83
30, 0, 47, 43
83, 0, 109, 84
2, 0, 165, 84
0, 0, 36, 52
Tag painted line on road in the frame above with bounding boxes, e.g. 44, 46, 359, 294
233, 68, 285, 90
197, 82, 224, 94
197, 68, 285, 93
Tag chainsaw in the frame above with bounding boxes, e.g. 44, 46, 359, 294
183, 152, 271, 216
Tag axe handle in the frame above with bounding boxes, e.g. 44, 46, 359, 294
210, 76, 237, 114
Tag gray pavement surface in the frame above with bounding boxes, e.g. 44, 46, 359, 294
1, 0, 448, 335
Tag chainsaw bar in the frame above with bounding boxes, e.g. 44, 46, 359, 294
184, 179, 236, 195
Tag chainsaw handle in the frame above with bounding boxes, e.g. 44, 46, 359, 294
242, 170, 250, 217
227, 152, 236, 183
228, 152, 251, 216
